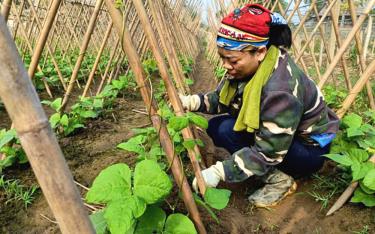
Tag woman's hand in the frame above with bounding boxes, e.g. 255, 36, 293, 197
192, 161, 225, 193
179, 93, 201, 112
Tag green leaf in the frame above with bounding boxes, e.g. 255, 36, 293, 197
342, 113, 362, 128
0, 129, 16, 149
350, 187, 375, 207
186, 113, 208, 129
50, 98, 62, 111
104, 197, 142, 234
348, 149, 369, 162
164, 213, 197, 234
347, 127, 365, 137
182, 139, 196, 150
49, 113, 61, 128
93, 98, 104, 109
86, 164, 132, 204
168, 116, 189, 131
323, 153, 353, 166
359, 180, 375, 194
60, 114, 69, 127
363, 168, 375, 190
185, 78, 194, 85
117, 137, 146, 155
195, 139, 204, 147
90, 210, 108, 234
81, 110, 98, 118
204, 187, 231, 210
133, 160, 172, 204
134, 206, 166, 234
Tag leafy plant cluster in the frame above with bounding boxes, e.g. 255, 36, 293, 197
322, 84, 346, 109
86, 160, 197, 234
0, 175, 38, 208
0, 129, 27, 174
42, 73, 136, 136
324, 111, 375, 207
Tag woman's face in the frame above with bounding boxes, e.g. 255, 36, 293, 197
218, 47, 267, 80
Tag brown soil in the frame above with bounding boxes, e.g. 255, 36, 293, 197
1, 52, 374, 234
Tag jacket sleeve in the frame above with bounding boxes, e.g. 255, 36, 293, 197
196, 79, 230, 114
220, 91, 304, 182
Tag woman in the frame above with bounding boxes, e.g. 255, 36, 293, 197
180, 4, 340, 207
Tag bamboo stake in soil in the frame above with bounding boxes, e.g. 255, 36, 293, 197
28, 0, 61, 80
131, 0, 207, 195
0, 16, 94, 234
104, 1, 206, 233
61, 0, 104, 112
326, 155, 375, 216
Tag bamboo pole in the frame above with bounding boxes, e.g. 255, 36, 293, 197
61, 0, 104, 112
132, 0, 206, 195
327, 0, 352, 90
336, 58, 375, 118
27, 0, 67, 90
148, 0, 189, 94
104, 1, 206, 233
1, 0, 12, 21
28, 0, 61, 80
0, 16, 94, 234
82, 21, 113, 97
318, 0, 375, 88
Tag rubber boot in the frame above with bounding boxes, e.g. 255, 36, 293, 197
248, 168, 297, 207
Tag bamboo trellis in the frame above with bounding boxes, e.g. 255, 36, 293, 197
0, 0, 209, 232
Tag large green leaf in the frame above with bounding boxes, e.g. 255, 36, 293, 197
350, 187, 375, 207
182, 139, 196, 150
117, 135, 147, 154
135, 206, 166, 234
348, 149, 369, 162
363, 168, 375, 190
186, 113, 208, 129
50, 98, 62, 111
323, 153, 352, 166
359, 180, 375, 194
347, 127, 365, 138
90, 210, 108, 234
352, 162, 375, 181
164, 213, 197, 234
104, 197, 141, 234
86, 164, 132, 204
49, 113, 61, 128
0, 129, 16, 149
167, 116, 189, 131
133, 160, 172, 204
204, 187, 231, 210
342, 113, 362, 128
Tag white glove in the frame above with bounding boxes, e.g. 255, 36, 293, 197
192, 161, 225, 193
179, 93, 201, 112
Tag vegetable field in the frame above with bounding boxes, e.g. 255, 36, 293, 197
0, 0, 374, 233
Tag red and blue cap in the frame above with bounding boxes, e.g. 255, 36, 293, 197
217, 4, 287, 50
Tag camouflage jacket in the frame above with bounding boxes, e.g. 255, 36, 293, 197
197, 49, 339, 182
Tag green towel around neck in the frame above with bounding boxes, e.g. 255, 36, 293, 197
219, 46, 279, 133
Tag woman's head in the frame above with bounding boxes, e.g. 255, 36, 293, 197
216, 4, 291, 79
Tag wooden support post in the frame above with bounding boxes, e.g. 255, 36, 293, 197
1, 0, 12, 21
61, 0, 104, 112
132, 0, 206, 194
104, 1, 207, 233
0, 16, 94, 234
82, 21, 113, 97
28, 0, 61, 80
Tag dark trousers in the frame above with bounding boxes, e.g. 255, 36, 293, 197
206, 115, 330, 177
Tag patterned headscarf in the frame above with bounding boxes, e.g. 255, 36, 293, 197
217, 4, 287, 50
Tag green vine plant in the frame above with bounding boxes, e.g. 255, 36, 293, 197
0, 129, 28, 174
324, 111, 375, 207
117, 102, 232, 221
86, 160, 197, 234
